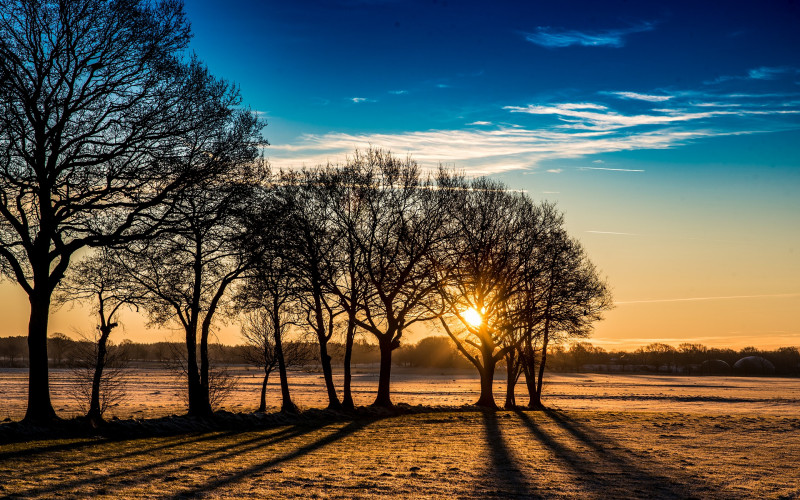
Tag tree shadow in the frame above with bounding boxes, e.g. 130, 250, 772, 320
476, 411, 542, 499
6, 423, 324, 498
515, 409, 713, 499
170, 418, 374, 499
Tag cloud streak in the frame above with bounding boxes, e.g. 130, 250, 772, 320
580, 166, 645, 172
523, 22, 654, 48
607, 91, 673, 102
615, 293, 800, 305
267, 84, 800, 175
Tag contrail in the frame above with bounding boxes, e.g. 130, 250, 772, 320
615, 293, 800, 305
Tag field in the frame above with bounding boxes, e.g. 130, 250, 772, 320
1, 369, 800, 498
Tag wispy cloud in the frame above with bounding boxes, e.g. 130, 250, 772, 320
266, 125, 724, 174
586, 230, 637, 236
523, 22, 654, 48
504, 101, 799, 131
580, 166, 645, 172
389, 90, 408, 95
268, 84, 799, 175
546, 168, 562, 173
607, 91, 673, 102
350, 97, 376, 103
706, 66, 799, 84
615, 293, 800, 305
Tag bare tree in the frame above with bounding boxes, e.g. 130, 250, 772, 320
66, 333, 129, 423
343, 150, 446, 407
279, 169, 345, 409
0, 0, 249, 422
118, 151, 267, 418
55, 247, 135, 424
240, 309, 310, 413
316, 163, 370, 410
517, 222, 613, 408
433, 175, 529, 409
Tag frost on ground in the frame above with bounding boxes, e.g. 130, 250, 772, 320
2, 368, 800, 420
1, 370, 799, 499
1, 410, 799, 499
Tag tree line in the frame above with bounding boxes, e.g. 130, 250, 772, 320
1, 0, 610, 423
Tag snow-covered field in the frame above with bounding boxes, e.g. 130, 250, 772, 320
2, 367, 800, 420
2, 368, 799, 498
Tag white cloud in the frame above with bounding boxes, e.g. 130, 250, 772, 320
351, 97, 375, 103
523, 22, 654, 48
608, 91, 673, 102
580, 166, 645, 172
546, 168, 563, 173
265, 125, 726, 174
267, 87, 799, 175
389, 90, 408, 95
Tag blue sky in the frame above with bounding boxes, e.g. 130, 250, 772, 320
6, 0, 794, 348
180, 0, 800, 349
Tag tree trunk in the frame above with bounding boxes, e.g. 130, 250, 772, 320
24, 289, 58, 423
475, 330, 498, 409
318, 337, 341, 409
197, 323, 213, 417
258, 370, 269, 413
372, 335, 394, 407
87, 327, 112, 424
271, 306, 297, 414
185, 328, 210, 417
476, 357, 497, 409
534, 333, 549, 409
342, 317, 356, 410
504, 350, 518, 409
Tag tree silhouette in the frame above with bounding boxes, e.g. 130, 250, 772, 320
0, 0, 250, 422
55, 247, 136, 424
343, 150, 445, 407
433, 175, 530, 409
117, 154, 266, 417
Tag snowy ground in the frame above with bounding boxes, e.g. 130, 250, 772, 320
2, 367, 800, 419
1, 368, 799, 499
1, 409, 799, 499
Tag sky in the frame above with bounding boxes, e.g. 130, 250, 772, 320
1, 0, 799, 350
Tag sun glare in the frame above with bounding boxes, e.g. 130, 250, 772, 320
463, 307, 483, 327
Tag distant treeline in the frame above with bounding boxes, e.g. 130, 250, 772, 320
547, 342, 800, 377
1, 335, 797, 376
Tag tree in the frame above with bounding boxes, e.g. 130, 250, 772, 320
343, 150, 445, 407
316, 162, 371, 410
118, 151, 266, 417
240, 309, 309, 412
433, 175, 529, 409
55, 247, 135, 424
0, 0, 247, 422
238, 188, 302, 413
518, 225, 612, 408
278, 169, 344, 409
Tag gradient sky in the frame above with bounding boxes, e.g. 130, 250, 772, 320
2, 0, 799, 350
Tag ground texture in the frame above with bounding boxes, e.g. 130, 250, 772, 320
1, 408, 799, 499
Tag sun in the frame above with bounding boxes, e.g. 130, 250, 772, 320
462, 307, 483, 327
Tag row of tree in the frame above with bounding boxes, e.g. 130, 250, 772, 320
556, 342, 800, 376
0, 0, 610, 422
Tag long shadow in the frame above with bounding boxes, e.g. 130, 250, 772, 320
515, 410, 709, 499
14, 430, 243, 477
170, 418, 376, 499
8, 424, 314, 498
477, 411, 541, 499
